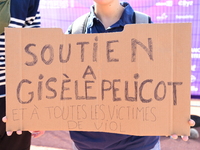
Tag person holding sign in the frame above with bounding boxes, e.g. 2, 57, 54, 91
66, 0, 195, 150
0, 0, 44, 150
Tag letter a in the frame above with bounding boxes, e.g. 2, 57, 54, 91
82, 65, 96, 79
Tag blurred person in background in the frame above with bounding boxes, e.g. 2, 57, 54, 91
0, 0, 44, 150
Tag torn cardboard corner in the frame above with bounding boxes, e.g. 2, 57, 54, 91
5, 23, 191, 136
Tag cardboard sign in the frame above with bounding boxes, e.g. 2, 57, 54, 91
5, 23, 191, 136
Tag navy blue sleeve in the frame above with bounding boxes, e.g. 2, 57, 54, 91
9, 0, 40, 28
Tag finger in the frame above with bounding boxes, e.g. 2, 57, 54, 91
32, 131, 41, 138
6, 131, 13, 136
181, 136, 189, 141
170, 134, 178, 139
16, 130, 22, 135
2, 116, 7, 123
32, 131, 45, 138
189, 119, 195, 127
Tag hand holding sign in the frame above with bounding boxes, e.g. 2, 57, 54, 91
2, 116, 45, 138
171, 119, 195, 141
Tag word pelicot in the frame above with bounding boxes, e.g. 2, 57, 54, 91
17, 71, 182, 106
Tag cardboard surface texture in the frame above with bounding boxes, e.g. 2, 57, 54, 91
5, 23, 191, 136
